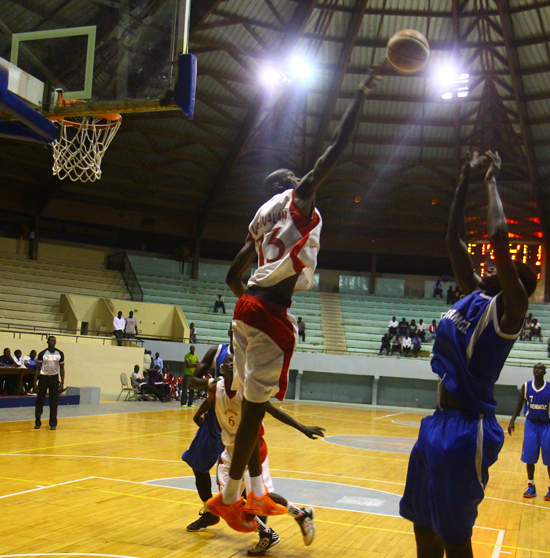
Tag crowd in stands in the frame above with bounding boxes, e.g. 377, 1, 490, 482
380, 316, 437, 358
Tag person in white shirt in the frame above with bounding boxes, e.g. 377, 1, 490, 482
402, 334, 412, 356
113, 311, 125, 346
213, 294, 226, 314
13, 349, 24, 367
130, 365, 168, 402
388, 316, 399, 337
417, 319, 427, 342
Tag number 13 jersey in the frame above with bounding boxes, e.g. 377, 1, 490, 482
247, 189, 322, 292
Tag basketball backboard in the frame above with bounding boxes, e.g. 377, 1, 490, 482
0, 0, 194, 118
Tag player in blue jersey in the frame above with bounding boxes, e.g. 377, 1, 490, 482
508, 363, 550, 500
400, 151, 538, 558
183, 334, 232, 533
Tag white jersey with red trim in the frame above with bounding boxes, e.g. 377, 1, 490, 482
213, 378, 266, 459
247, 188, 322, 292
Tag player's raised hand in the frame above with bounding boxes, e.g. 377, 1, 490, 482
465, 151, 487, 172
301, 426, 326, 439
359, 63, 384, 93
485, 150, 501, 181
507, 420, 515, 436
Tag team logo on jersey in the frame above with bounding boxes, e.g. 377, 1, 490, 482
442, 308, 471, 334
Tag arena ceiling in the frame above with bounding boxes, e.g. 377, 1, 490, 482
1, 0, 550, 275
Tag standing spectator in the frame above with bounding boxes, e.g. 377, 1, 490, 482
33, 336, 65, 430
143, 349, 152, 373
189, 322, 197, 344
388, 316, 398, 337
391, 334, 402, 356
453, 285, 462, 303
130, 365, 168, 401
446, 286, 454, 305
182, 346, 199, 408
379, 333, 390, 356
125, 311, 138, 339
213, 294, 226, 314
113, 311, 125, 347
412, 333, 422, 357
398, 317, 409, 337
153, 352, 163, 371
417, 319, 427, 342
297, 317, 306, 342
427, 319, 438, 342
433, 280, 443, 298
531, 319, 542, 342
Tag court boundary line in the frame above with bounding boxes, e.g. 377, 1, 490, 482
0, 477, 94, 500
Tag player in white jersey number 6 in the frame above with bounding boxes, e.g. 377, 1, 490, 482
207, 65, 383, 530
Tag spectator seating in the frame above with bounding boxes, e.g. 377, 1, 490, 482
0, 252, 129, 333
136, 272, 325, 349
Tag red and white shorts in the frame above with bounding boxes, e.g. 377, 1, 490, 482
232, 293, 298, 403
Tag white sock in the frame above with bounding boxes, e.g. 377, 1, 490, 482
222, 477, 241, 505
250, 475, 266, 497
286, 502, 304, 518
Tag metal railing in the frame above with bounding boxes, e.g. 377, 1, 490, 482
107, 251, 144, 302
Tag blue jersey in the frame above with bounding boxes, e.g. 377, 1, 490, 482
432, 291, 521, 415
524, 380, 550, 424
213, 343, 231, 377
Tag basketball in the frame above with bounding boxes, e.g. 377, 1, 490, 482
386, 29, 430, 75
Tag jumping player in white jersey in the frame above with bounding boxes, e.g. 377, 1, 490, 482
508, 363, 550, 500
207, 65, 383, 531
399, 151, 538, 558
196, 354, 324, 555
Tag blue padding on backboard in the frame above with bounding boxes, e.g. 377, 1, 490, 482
175, 53, 197, 119
0, 65, 58, 144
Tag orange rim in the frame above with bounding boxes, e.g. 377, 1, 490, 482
48, 113, 122, 130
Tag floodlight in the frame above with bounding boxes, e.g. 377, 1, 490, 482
438, 65, 458, 87
457, 90, 469, 98
442, 92, 453, 100
290, 55, 312, 79
260, 67, 281, 87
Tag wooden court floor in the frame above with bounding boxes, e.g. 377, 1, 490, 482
0, 402, 548, 558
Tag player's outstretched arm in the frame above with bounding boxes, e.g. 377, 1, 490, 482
446, 151, 486, 295
226, 234, 257, 298
485, 151, 529, 332
294, 65, 383, 214
508, 383, 526, 435
265, 402, 325, 439
193, 385, 215, 427
189, 346, 217, 390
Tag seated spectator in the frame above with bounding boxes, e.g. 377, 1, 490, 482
521, 313, 533, 341
409, 319, 418, 337
398, 317, 409, 337
213, 294, 226, 314
417, 319, 426, 342
390, 334, 402, 356
402, 334, 412, 356
130, 365, 169, 402
0, 348, 15, 366
433, 280, 443, 298
23, 350, 38, 392
388, 316, 398, 337
412, 333, 422, 357
13, 349, 24, 367
531, 318, 542, 342
189, 322, 197, 344
427, 319, 438, 342
453, 286, 462, 303
446, 286, 454, 305
379, 333, 390, 356
24, 350, 37, 369
147, 365, 170, 398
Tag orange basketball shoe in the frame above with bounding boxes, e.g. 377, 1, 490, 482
244, 488, 288, 516
206, 493, 258, 533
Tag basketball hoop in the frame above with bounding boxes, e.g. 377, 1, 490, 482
49, 113, 122, 182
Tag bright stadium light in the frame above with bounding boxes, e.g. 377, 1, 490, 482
436, 62, 470, 101
442, 91, 453, 100
290, 55, 312, 79
260, 67, 282, 87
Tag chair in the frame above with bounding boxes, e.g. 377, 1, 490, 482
117, 372, 139, 401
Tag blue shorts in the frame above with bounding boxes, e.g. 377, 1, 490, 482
182, 410, 224, 473
400, 410, 504, 544
521, 420, 550, 466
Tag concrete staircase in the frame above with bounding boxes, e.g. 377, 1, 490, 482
319, 292, 347, 354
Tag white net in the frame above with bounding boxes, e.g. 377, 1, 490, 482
51, 114, 122, 182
